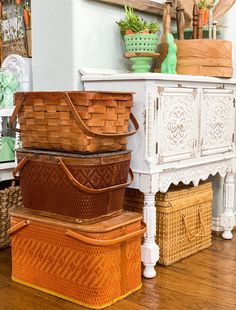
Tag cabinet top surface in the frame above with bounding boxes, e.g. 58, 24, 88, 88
80, 69, 236, 85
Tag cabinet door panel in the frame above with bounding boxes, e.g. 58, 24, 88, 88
157, 88, 198, 163
201, 89, 235, 156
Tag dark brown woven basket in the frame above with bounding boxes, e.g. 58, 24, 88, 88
14, 149, 132, 224
10, 92, 139, 153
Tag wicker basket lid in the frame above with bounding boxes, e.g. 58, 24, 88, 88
10, 208, 142, 233
16, 148, 132, 159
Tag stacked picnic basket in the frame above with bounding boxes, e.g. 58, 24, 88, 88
7, 91, 145, 309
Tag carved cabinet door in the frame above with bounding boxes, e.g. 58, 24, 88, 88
200, 89, 235, 156
157, 87, 198, 163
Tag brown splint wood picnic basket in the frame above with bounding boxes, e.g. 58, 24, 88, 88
10, 91, 139, 153
9, 209, 145, 309
124, 182, 213, 265
14, 148, 132, 224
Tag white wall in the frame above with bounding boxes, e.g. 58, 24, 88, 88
32, 0, 160, 90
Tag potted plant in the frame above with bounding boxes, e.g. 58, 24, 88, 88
116, 6, 159, 72
197, 0, 216, 26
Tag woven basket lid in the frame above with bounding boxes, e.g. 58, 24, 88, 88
16, 148, 132, 159
10, 208, 142, 233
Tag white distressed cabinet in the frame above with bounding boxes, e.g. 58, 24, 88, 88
81, 71, 236, 279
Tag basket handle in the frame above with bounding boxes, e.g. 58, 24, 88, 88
9, 92, 139, 137
9, 93, 27, 133
7, 220, 30, 236
12, 156, 30, 180
57, 157, 133, 194
65, 222, 146, 246
63, 92, 139, 138
182, 210, 207, 242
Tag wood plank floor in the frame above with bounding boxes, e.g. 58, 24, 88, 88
0, 232, 236, 310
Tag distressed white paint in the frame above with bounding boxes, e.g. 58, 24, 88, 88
82, 71, 236, 278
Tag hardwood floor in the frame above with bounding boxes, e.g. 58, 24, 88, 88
0, 232, 236, 310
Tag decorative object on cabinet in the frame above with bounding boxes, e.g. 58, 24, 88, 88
0, 54, 32, 180
0, 0, 31, 63
176, 1, 185, 40
117, 6, 159, 72
0, 68, 20, 108
14, 148, 133, 224
0, 136, 15, 162
124, 52, 160, 73
167, 39, 232, 77
124, 182, 212, 265
0, 181, 22, 249
23, 2, 32, 57
8, 209, 145, 309
155, 0, 233, 78
156, 39, 232, 78
10, 91, 139, 153
160, 33, 177, 74
81, 70, 236, 278
177, 0, 235, 26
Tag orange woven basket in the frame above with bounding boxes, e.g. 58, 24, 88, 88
14, 148, 132, 224
10, 91, 139, 153
9, 209, 145, 309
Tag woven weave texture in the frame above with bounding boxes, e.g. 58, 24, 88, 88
0, 185, 22, 249
14, 92, 133, 153
11, 215, 141, 308
124, 182, 213, 265
16, 150, 131, 223
124, 34, 158, 53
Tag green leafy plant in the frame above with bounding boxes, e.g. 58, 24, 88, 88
197, 0, 216, 8
116, 6, 159, 36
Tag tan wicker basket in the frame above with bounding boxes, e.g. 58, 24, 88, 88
9, 209, 145, 309
124, 182, 213, 265
10, 92, 139, 153
0, 183, 23, 249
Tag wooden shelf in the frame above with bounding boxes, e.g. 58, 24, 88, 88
91, 0, 177, 17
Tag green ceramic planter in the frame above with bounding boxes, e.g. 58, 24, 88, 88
124, 33, 158, 53
129, 57, 153, 73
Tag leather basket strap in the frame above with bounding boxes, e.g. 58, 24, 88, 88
57, 157, 134, 194
65, 223, 146, 246
12, 156, 30, 180
9, 93, 27, 132
183, 210, 207, 242
7, 220, 30, 235
63, 92, 139, 138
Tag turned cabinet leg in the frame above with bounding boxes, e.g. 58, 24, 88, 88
141, 192, 159, 279
220, 172, 235, 240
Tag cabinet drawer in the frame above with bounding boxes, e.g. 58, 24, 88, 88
157, 88, 198, 163
200, 89, 235, 156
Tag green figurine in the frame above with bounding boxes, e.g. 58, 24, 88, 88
161, 33, 177, 74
